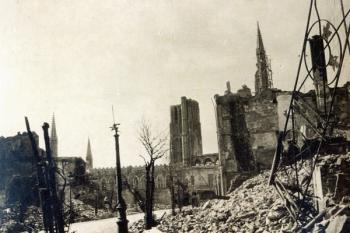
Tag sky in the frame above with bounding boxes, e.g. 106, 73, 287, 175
0, 0, 349, 167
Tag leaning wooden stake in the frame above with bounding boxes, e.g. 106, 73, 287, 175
25, 117, 55, 233
42, 123, 65, 233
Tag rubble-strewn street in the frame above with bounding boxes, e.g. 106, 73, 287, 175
68, 210, 169, 233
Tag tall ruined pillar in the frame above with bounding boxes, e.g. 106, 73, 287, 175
170, 97, 203, 167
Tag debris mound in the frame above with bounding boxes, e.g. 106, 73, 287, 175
158, 171, 296, 233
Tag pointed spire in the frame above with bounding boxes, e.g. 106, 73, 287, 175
51, 114, 57, 140
255, 22, 271, 95
257, 21, 265, 53
86, 138, 93, 169
50, 113, 58, 157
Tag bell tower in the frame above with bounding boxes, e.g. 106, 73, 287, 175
255, 22, 273, 95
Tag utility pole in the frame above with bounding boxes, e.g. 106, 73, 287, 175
111, 107, 128, 233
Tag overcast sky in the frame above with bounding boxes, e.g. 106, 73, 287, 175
0, 0, 349, 167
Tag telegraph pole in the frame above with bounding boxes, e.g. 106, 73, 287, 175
111, 107, 128, 233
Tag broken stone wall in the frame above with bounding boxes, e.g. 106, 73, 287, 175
174, 165, 221, 196
276, 92, 292, 131
245, 94, 279, 169
313, 153, 350, 211
215, 93, 256, 193
331, 82, 350, 135
88, 165, 171, 210
0, 133, 40, 207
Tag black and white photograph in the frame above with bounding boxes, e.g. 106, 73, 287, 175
0, 0, 350, 232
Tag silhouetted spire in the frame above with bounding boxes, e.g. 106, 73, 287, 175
50, 114, 58, 157
86, 138, 93, 169
255, 22, 272, 95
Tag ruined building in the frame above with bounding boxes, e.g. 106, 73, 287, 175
170, 97, 203, 166
170, 97, 221, 198
0, 132, 40, 207
213, 24, 350, 195
88, 165, 170, 210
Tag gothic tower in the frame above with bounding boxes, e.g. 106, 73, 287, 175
50, 114, 58, 157
170, 97, 203, 166
86, 138, 93, 169
255, 22, 272, 95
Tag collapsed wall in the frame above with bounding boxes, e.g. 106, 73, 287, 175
215, 90, 256, 193
0, 133, 39, 207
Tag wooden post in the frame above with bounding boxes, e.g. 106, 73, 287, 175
42, 123, 65, 233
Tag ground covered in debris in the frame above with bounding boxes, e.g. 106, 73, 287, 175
0, 199, 116, 232
150, 156, 350, 233
156, 171, 296, 233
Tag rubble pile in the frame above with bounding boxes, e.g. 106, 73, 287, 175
155, 153, 350, 233
69, 198, 116, 222
0, 205, 43, 233
130, 219, 146, 233
158, 171, 296, 233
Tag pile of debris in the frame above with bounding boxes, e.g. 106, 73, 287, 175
130, 219, 146, 233
158, 171, 296, 233
69, 198, 116, 223
0, 205, 43, 233
156, 160, 350, 233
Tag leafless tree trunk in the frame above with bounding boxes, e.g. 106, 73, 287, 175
138, 120, 168, 230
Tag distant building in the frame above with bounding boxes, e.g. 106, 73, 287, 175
255, 22, 273, 95
50, 114, 58, 157
170, 96, 221, 198
86, 138, 93, 170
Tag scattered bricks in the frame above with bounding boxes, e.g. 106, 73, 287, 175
157, 171, 294, 232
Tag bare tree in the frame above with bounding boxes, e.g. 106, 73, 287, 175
138, 120, 168, 230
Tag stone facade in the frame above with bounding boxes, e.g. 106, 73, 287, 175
89, 165, 171, 210
0, 132, 40, 207
170, 97, 221, 198
170, 96, 203, 166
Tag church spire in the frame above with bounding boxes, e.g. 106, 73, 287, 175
255, 22, 272, 95
50, 113, 58, 157
86, 138, 93, 169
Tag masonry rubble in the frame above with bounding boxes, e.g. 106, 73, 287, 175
147, 152, 350, 233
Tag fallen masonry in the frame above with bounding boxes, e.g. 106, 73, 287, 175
155, 171, 295, 233
130, 153, 350, 233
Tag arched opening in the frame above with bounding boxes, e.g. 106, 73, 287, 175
194, 159, 201, 166
204, 158, 213, 166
